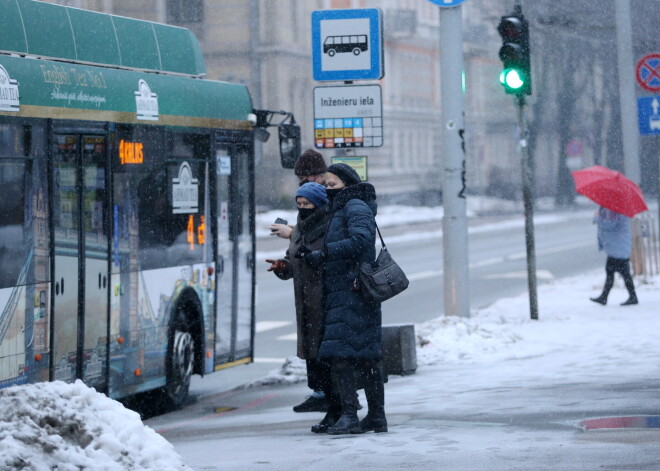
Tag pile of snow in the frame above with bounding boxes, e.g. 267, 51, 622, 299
0, 380, 191, 471
416, 271, 660, 375
246, 356, 308, 388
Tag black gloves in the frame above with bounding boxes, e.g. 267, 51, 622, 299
294, 244, 326, 268
304, 249, 326, 268
294, 245, 311, 259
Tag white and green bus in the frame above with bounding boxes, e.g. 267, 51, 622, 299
0, 0, 297, 408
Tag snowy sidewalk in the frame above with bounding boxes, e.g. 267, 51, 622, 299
156, 270, 660, 471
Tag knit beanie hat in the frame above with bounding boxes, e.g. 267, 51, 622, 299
326, 163, 361, 186
294, 149, 327, 177
296, 182, 328, 208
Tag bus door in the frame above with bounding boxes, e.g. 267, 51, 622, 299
214, 142, 254, 364
51, 132, 108, 390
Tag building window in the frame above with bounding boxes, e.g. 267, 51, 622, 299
167, 0, 203, 23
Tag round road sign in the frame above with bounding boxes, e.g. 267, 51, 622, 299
635, 53, 660, 92
566, 139, 584, 157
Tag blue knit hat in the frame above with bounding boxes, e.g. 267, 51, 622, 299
296, 182, 328, 208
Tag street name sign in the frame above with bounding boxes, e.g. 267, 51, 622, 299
637, 96, 660, 135
313, 84, 382, 148
311, 9, 383, 81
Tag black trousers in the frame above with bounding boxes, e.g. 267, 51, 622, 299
602, 256, 636, 296
327, 359, 385, 413
306, 358, 332, 392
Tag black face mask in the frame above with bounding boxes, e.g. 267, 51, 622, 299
325, 188, 341, 201
299, 179, 311, 187
298, 207, 316, 220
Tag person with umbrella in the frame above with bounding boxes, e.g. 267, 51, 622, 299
571, 165, 646, 306
590, 206, 638, 306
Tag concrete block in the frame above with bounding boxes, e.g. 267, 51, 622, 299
382, 324, 417, 376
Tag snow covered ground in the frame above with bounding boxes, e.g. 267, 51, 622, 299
3, 269, 656, 470
1, 199, 658, 470
163, 269, 660, 471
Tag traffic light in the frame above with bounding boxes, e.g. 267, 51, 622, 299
497, 11, 531, 95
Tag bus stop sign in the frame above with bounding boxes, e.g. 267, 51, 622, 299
427, 0, 466, 6
312, 9, 383, 81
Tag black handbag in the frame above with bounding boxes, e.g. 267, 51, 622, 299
359, 223, 409, 303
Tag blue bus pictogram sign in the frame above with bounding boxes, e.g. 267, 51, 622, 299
427, 0, 466, 7
312, 9, 383, 82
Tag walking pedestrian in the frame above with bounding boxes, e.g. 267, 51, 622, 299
302, 163, 387, 435
590, 206, 638, 306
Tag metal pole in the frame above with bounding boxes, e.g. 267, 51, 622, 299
439, 6, 470, 318
614, 0, 641, 184
250, 0, 263, 166
517, 95, 538, 320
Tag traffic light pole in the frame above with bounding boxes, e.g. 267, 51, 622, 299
517, 95, 539, 320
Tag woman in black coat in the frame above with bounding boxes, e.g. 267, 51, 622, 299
304, 163, 387, 435
266, 182, 333, 407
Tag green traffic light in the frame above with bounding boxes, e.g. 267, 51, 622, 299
500, 68, 524, 91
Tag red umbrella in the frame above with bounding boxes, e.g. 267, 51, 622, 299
571, 165, 648, 218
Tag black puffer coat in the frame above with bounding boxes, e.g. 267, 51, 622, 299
318, 183, 382, 361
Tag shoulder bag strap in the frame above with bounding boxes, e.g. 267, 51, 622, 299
374, 221, 386, 249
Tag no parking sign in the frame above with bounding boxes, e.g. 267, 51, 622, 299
636, 53, 660, 92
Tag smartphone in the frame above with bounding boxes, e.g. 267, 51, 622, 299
271, 217, 288, 232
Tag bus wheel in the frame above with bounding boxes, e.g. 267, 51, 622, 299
327, 49, 336, 57
352, 48, 361, 55
164, 329, 194, 409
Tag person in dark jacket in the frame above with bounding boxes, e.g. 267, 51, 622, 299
303, 163, 387, 435
268, 150, 329, 412
590, 206, 638, 305
269, 149, 327, 241
266, 183, 333, 411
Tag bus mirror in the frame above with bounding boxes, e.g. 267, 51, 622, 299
279, 123, 300, 169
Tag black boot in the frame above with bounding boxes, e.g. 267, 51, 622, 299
311, 390, 341, 433
326, 361, 362, 435
359, 362, 388, 433
590, 293, 608, 305
622, 271, 638, 306
293, 394, 328, 413
360, 410, 388, 433
311, 407, 341, 433
621, 294, 638, 306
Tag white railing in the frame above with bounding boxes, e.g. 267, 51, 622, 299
631, 213, 659, 280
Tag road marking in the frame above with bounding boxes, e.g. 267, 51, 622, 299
482, 269, 555, 280
276, 332, 297, 341
407, 241, 592, 281
255, 321, 292, 333
407, 269, 443, 281
254, 357, 286, 363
